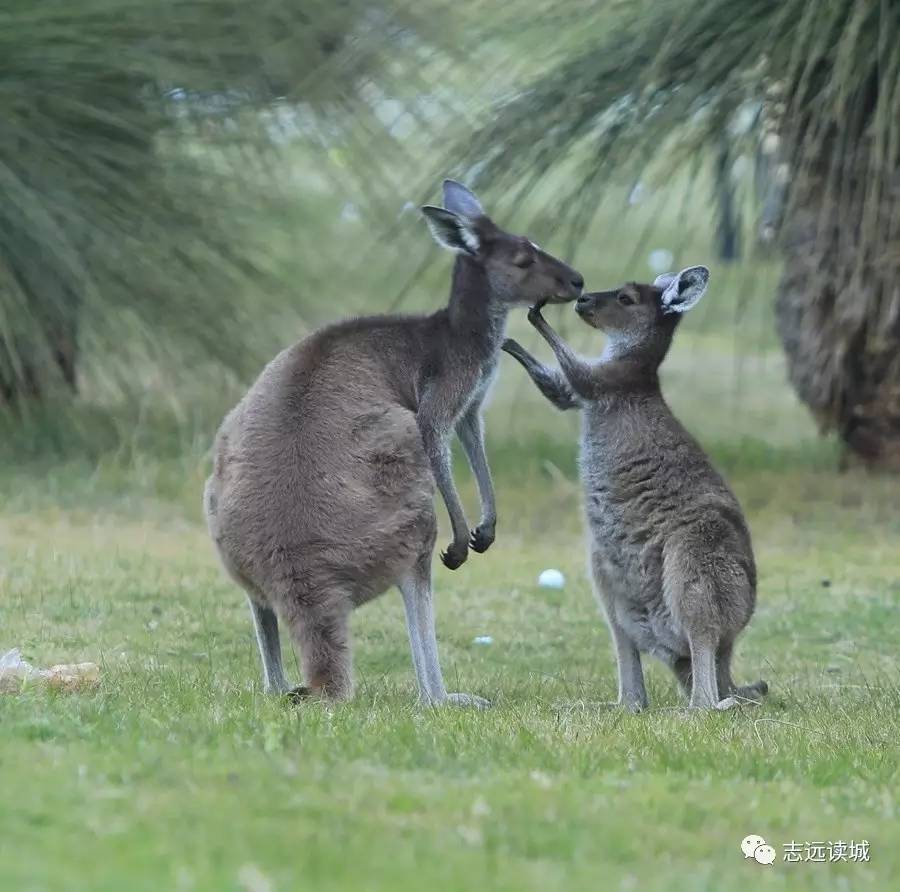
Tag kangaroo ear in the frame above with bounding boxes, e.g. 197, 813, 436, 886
421, 206, 480, 255
656, 266, 710, 314
442, 179, 484, 219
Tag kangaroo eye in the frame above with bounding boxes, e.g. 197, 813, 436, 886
618, 292, 635, 306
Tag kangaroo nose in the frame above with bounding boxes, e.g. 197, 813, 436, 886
571, 273, 584, 292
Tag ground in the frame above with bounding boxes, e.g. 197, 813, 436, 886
1, 323, 898, 892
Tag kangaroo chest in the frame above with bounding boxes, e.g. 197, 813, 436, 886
458, 356, 500, 418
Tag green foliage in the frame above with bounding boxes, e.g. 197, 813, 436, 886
0, 0, 451, 400
456, 0, 900, 462
466, 0, 900, 262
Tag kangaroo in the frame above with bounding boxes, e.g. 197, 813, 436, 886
204, 180, 583, 706
503, 267, 767, 710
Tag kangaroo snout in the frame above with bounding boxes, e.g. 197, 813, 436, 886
545, 270, 584, 304
574, 291, 605, 326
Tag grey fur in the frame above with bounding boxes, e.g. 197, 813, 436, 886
503, 272, 767, 711
205, 180, 583, 704
247, 598, 290, 693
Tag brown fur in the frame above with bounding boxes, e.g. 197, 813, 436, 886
205, 181, 582, 703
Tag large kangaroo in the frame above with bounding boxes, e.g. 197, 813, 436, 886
503, 267, 768, 710
205, 180, 583, 705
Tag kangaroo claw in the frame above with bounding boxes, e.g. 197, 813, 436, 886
440, 542, 468, 570
527, 305, 546, 326
469, 524, 495, 553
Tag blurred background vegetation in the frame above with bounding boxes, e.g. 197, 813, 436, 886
1, 0, 898, 472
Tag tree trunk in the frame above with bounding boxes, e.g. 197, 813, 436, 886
776, 177, 900, 470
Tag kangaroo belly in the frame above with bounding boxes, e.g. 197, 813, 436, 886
588, 526, 689, 660
618, 591, 689, 662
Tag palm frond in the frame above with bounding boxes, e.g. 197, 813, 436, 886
461, 0, 900, 463
463, 0, 898, 261
0, 0, 454, 401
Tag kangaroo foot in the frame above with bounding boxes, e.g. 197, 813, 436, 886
285, 685, 314, 704
731, 680, 769, 703
444, 692, 491, 709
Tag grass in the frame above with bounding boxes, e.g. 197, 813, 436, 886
4, 4, 897, 887
1, 317, 899, 891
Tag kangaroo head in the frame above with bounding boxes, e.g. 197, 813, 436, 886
421, 180, 583, 306
574, 266, 710, 356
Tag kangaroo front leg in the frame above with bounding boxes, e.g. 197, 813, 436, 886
527, 306, 596, 398
502, 339, 580, 410
455, 406, 496, 553
418, 420, 470, 569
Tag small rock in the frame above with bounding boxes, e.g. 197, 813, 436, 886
472, 636, 493, 646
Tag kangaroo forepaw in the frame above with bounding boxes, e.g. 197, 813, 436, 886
469, 523, 495, 553
440, 541, 468, 570
527, 304, 546, 326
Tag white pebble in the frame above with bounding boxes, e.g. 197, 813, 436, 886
538, 569, 565, 589
472, 635, 493, 645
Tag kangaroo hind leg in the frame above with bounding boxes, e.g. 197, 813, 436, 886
248, 597, 291, 693
398, 558, 489, 709
285, 598, 353, 702
716, 640, 769, 703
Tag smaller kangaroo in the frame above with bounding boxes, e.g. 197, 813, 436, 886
503, 267, 768, 710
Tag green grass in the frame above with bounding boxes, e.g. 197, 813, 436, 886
2, 334, 899, 891
4, 5, 897, 887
